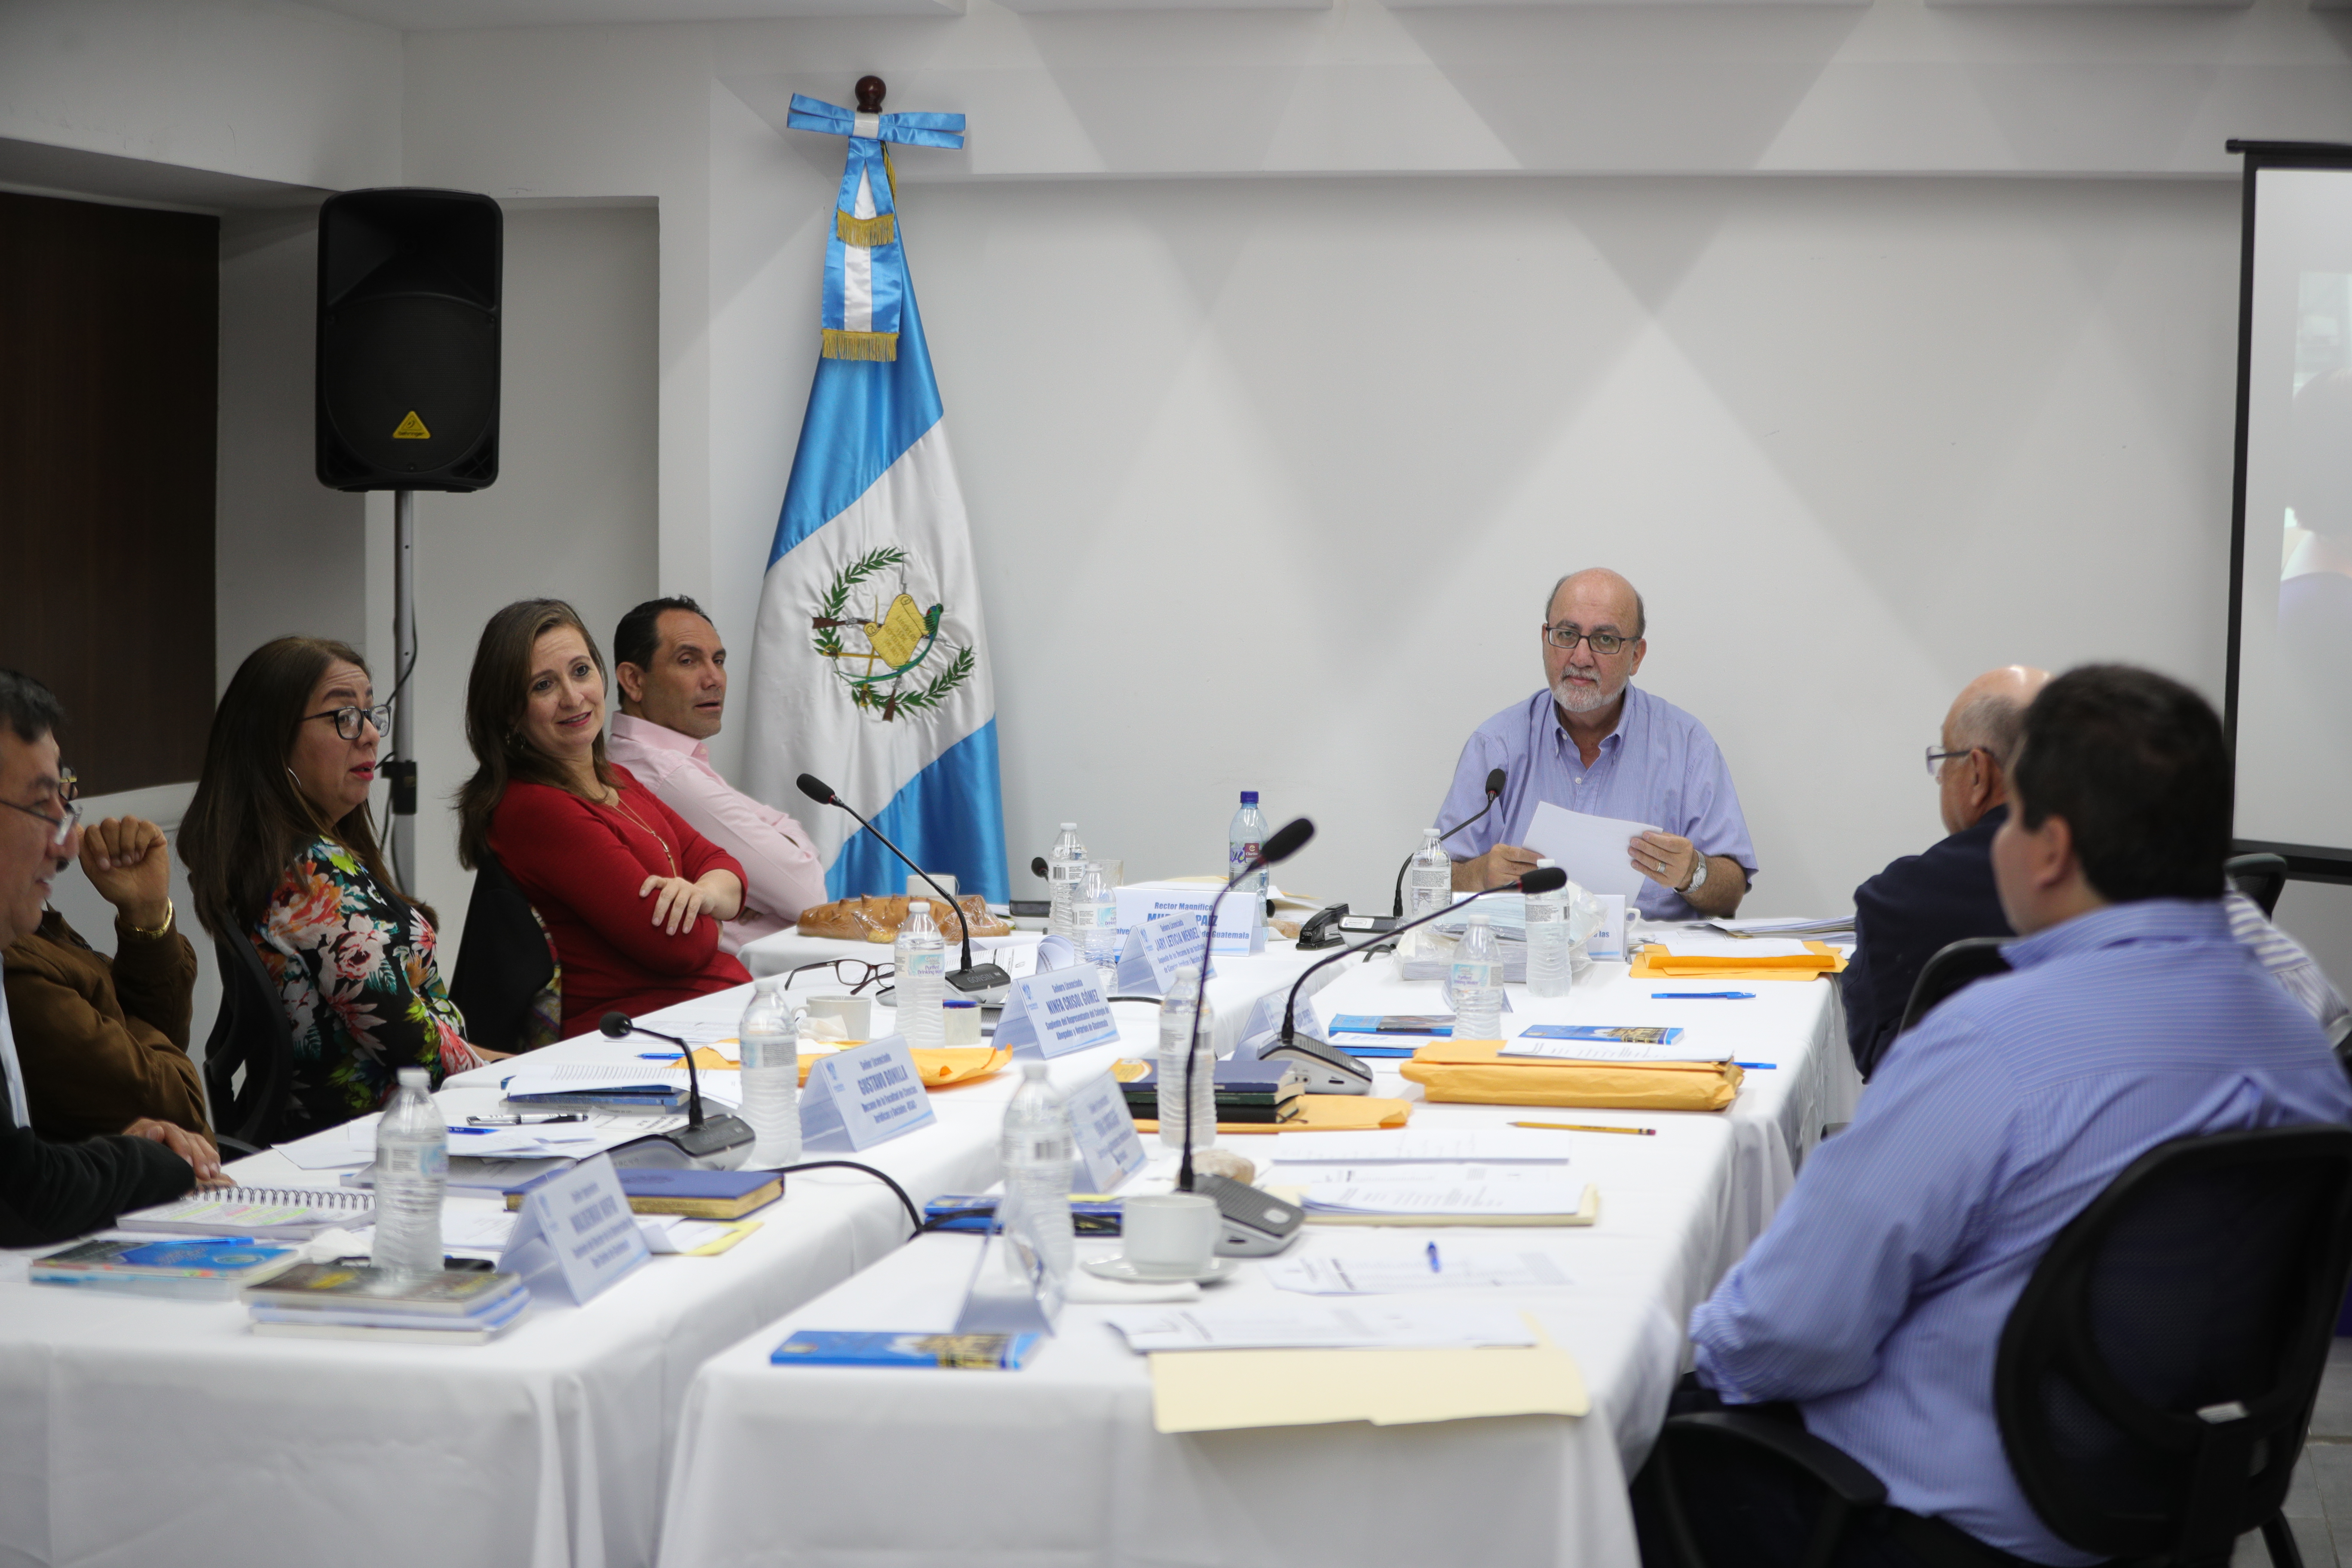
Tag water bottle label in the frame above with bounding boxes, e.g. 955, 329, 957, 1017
903, 948, 945, 979
1230, 842, 1260, 874
1450, 959, 1497, 992
741, 1031, 791, 1070
420, 1142, 448, 1180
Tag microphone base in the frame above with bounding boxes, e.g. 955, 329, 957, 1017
947, 963, 1012, 1006
610, 1115, 755, 1170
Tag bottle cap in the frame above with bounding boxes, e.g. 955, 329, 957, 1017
398, 1066, 430, 1090
1240, 790, 1259, 804
1061, 821, 1077, 830
1469, 909, 1490, 923
1537, 858, 1556, 869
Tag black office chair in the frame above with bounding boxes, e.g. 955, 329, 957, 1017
1647, 1123, 2352, 1568
201, 931, 299, 1153
2225, 854, 2290, 921
1894, 937, 2013, 1039
448, 851, 562, 1054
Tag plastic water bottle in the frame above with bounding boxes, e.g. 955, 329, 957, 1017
1047, 823, 1085, 945
1449, 909, 1505, 1042
1525, 858, 1573, 999
1155, 963, 1219, 1151
1229, 791, 1268, 895
1407, 826, 1451, 959
1077, 859, 1120, 978
738, 977, 802, 1167
371, 1066, 446, 1277
998, 1062, 1076, 1287
894, 898, 947, 1047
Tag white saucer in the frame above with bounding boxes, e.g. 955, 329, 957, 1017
1082, 1254, 1241, 1286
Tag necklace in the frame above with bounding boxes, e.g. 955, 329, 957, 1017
606, 787, 678, 877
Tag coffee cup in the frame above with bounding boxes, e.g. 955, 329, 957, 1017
1118, 1192, 1220, 1277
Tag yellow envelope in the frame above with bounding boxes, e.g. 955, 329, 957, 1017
793, 1045, 1011, 1088
1630, 940, 1844, 981
1149, 1317, 1588, 1433
1132, 1096, 1413, 1136
1401, 1042, 1741, 1111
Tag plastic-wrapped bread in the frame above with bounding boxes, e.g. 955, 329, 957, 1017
795, 892, 1015, 943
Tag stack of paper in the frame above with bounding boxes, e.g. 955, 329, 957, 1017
1265, 1251, 1573, 1295
1300, 1181, 1596, 1224
1270, 1129, 1571, 1165
1102, 1299, 1539, 1352
1703, 914, 1856, 939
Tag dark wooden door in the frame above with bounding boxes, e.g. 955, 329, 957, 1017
0, 191, 218, 792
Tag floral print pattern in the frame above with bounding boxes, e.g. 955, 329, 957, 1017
250, 838, 486, 1129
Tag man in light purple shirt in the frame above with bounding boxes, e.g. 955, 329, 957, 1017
608, 597, 829, 955
1438, 568, 1755, 921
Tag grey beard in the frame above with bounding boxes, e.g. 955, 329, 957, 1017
1552, 674, 1622, 714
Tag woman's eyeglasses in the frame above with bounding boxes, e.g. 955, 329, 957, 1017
302, 703, 393, 741
780, 959, 894, 995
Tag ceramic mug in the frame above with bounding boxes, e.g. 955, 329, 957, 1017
1119, 1192, 1220, 1277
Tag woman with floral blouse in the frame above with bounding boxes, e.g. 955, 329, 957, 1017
184, 637, 503, 1139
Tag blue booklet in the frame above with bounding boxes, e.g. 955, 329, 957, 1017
32, 1237, 304, 1301
1516, 1025, 1686, 1045
771, 1330, 1043, 1369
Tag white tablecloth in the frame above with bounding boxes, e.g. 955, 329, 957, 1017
0, 956, 1324, 1568
655, 962, 1857, 1568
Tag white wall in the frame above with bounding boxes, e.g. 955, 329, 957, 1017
903, 174, 2244, 912
383, 203, 662, 955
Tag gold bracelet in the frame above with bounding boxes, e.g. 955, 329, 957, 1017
120, 898, 174, 940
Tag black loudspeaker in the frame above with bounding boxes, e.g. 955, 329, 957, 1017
315, 188, 502, 492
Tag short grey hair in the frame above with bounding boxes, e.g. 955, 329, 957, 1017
1544, 573, 1647, 640
1951, 692, 2030, 772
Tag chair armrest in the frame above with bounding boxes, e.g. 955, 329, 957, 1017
1665, 1412, 1890, 1509
214, 1135, 264, 1160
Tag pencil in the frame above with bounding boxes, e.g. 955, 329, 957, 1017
1510, 1121, 1655, 1136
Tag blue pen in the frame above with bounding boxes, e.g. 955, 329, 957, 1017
1652, 991, 1756, 1000
448, 1125, 497, 1136
1730, 1062, 1778, 1071
1426, 1242, 1441, 1274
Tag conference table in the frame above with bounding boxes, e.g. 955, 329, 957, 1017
656, 951, 1859, 1568
0, 934, 1334, 1568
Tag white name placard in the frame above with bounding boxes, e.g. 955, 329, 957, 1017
1208, 890, 1266, 957
993, 966, 1122, 1058
1066, 1069, 1148, 1193
1590, 894, 1628, 962
1114, 885, 1219, 938
1115, 911, 1211, 996
499, 1152, 650, 1306
800, 1035, 937, 1152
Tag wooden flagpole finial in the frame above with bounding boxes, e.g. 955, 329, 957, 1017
855, 77, 886, 113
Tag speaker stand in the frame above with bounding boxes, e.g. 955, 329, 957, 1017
388, 489, 419, 893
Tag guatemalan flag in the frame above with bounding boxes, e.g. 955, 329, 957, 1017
743, 94, 1009, 903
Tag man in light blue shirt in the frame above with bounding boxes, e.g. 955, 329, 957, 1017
1438, 568, 1755, 920
1676, 665, 2352, 1567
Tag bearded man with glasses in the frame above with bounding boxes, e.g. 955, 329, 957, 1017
1439, 568, 1757, 919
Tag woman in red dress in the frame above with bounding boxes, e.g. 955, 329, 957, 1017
455, 599, 750, 1038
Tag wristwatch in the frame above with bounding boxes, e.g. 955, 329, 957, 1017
1679, 855, 1709, 896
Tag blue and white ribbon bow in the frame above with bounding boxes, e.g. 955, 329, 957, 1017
785, 93, 967, 362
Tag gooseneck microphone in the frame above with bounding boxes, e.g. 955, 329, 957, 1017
1180, 816, 1315, 1194
600, 1011, 756, 1161
796, 773, 1013, 999
1392, 768, 1507, 917
1287, 864, 1567, 1050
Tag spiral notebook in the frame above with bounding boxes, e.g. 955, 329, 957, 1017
119, 1185, 376, 1239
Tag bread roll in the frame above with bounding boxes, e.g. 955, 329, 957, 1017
796, 892, 1014, 943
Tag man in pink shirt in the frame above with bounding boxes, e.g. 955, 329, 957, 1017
608, 597, 829, 955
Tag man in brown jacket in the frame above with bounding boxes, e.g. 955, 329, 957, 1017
3, 812, 212, 1143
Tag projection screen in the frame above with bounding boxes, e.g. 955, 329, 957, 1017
2227, 142, 2352, 881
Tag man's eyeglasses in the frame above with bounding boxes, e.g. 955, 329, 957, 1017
3, 766, 81, 847
303, 704, 393, 741
1542, 623, 1633, 657
1924, 745, 1980, 781
780, 958, 894, 994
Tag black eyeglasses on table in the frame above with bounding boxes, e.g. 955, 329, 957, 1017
780, 958, 894, 994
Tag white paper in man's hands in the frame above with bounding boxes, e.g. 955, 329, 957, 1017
1522, 801, 1656, 905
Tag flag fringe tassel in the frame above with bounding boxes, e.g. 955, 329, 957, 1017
822, 329, 900, 361
835, 211, 897, 247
